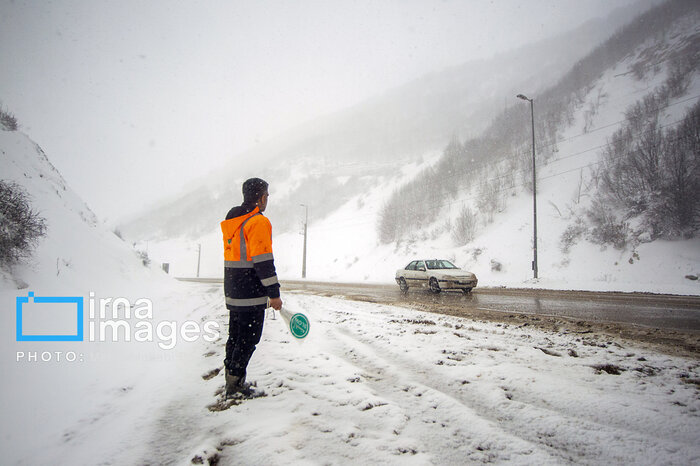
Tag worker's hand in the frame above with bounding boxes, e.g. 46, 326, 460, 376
269, 297, 283, 310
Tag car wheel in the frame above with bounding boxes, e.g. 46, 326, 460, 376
462, 288, 472, 294
429, 277, 441, 294
398, 278, 409, 292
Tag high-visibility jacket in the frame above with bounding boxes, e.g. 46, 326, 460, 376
221, 205, 280, 308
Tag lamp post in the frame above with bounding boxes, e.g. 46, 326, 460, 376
300, 204, 308, 279
516, 93, 538, 279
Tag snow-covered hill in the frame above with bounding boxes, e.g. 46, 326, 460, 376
139, 1, 699, 296
0, 127, 199, 462
271, 6, 700, 294
0, 129, 167, 293
118, 1, 653, 241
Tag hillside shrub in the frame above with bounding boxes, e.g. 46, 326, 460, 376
586, 200, 630, 250
596, 98, 700, 240
136, 250, 151, 267
560, 216, 588, 254
0, 181, 47, 266
377, 167, 445, 244
0, 105, 19, 131
452, 206, 477, 245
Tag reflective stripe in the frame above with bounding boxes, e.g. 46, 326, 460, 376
226, 296, 269, 307
223, 213, 261, 268
239, 213, 261, 262
252, 253, 274, 263
260, 275, 279, 286
224, 260, 254, 268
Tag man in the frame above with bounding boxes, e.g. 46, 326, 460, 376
220, 177, 282, 397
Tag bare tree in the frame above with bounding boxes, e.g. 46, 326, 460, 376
452, 205, 477, 245
0, 104, 19, 131
0, 181, 47, 267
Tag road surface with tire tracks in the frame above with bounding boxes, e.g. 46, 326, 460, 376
177, 277, 700, 356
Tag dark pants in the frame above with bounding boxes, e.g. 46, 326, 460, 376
224, 305, 265, 377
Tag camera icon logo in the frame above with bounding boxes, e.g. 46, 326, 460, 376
16, 292, 84, 342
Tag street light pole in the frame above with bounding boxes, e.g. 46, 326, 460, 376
300, 204, 308, 279
517, 94, 538, 279
196, 243, 201, 278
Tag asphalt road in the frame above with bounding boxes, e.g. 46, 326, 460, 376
176, 277, 700, 332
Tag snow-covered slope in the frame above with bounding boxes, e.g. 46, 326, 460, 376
139, 2, 700, 296
0, 129, 166, 293
0, 128, 202, 463
272, 11, 700, 295
118, 1, 653, 242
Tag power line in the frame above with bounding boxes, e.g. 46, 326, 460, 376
416, 116, 690, 208
308, 91, 700, 229
437, 128, 697, 211
536, 92, 700, 151
433, 92, 700, 186
613, 54, 681, 78
307, 124, 697, 233
301, 92, 700, 233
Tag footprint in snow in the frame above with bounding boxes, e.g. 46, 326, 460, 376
202, 367, 222, 381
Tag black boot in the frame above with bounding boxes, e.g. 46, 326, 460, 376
225, 370, 252, 398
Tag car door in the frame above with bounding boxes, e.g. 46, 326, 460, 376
402, 261, 417, 283
414, 261, 428, 288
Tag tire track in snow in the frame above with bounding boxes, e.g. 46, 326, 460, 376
321, 317, 561, 464
308, 294, 699, 464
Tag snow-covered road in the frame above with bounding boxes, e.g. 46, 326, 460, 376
183, 288, 700, 465
3, 283, 699, 465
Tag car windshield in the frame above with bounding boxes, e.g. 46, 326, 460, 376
425, 260, 458, 270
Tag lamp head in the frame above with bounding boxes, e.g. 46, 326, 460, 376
516, 94, 530, 101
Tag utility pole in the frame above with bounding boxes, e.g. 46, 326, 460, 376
196, 243, 201, 278
517, 93, 538, 279
300, 204, 308, 279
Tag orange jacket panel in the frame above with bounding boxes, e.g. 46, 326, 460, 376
221, 207, 273, 262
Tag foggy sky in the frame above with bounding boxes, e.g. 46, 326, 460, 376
0, 0, 639, 221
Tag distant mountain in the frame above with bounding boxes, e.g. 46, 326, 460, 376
378, 0, 700, 245
116, 0, 699, 294
119, 0, 654, 241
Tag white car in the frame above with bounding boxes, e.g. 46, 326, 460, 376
395, 259, 478, 294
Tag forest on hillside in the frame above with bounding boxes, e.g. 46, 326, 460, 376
378, 0, 700, 248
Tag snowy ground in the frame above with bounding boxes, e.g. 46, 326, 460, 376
4, 282, 698, 465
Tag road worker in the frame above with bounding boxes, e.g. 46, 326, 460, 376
220, 177, 282, 396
